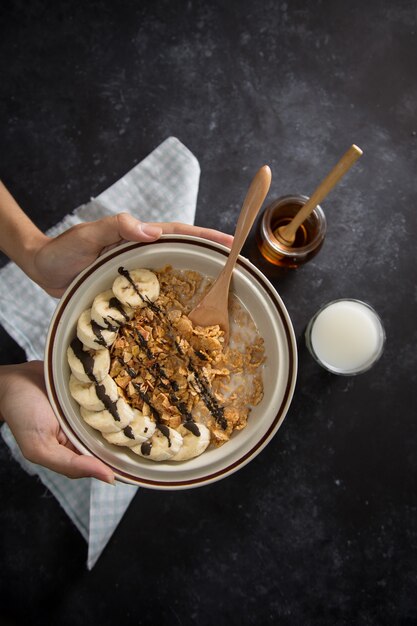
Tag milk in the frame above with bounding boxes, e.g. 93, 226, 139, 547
306, 299, 385, 374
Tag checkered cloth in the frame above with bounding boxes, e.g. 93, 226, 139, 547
0, 137, 200, 569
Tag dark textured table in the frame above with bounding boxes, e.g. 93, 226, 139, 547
1, 1, 416, 624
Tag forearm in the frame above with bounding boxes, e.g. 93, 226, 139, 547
0, 181, 49, 277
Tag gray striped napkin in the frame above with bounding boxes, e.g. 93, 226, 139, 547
0, 137, 200, 569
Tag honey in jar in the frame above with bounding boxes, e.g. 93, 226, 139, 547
256, 195, 327, 269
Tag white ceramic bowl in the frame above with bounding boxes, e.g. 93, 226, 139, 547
45, 235, 297, 490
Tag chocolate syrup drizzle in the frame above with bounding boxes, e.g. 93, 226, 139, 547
109, 297, 130, 321
95, 384, 121, 422
188, 361, 227, 430
194, 350, 208, 361
71, 266, 226, 455
123, 425, 135, 439
134, 328, 154, 360
70, 337, 122, 424
129, 327, 206, 436
117, 266, 226, 432
131, 383, 172, 456
140, 441, 152, 456
118, 266, 162, 315
118, 267, 146, 304
102, 318, 120, 332
91, 320, 108, 347
70, 337, 96, 382
99, 297, 129, 331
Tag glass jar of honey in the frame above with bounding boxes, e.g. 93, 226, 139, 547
256, 195, 327, 268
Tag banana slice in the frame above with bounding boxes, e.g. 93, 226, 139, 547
171, 422, 211, 461
77, 308, 117, 350
103, 410, 156, 447
69, 374, 118, 412
90, 289, 134, 330
112, 268, 160, 309
80, 397, 135, 433
132, 425, 183, 461
67, 337, 110, 383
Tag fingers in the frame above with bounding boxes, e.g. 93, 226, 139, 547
144, 221, 234, 248
1, 361, 114, 484
28, 440, 115, 484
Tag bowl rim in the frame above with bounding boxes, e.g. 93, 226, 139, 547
44, 234, 298, 489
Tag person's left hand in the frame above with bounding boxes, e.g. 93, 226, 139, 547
32, 214, 233, 297
0, 361, 115, 483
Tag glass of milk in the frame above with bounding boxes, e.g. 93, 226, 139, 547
305, 299, 385, 375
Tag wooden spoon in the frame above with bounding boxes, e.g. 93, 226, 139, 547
188, 165, 272, 343
276, 144, 363, 246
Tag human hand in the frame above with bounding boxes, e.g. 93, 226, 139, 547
0, 361, 115, 484
31, 214, 234, 297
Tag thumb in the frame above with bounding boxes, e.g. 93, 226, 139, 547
82, 213, 163, 249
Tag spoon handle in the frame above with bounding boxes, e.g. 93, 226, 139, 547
222, 165, 272, 275
279, 144, 362, 242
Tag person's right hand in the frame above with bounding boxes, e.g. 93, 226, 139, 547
31, 214, 234, 298
0, 180, 233, 298
0, 361, 115, 484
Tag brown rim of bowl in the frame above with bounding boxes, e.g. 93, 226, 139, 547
46, 237, 296, 488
